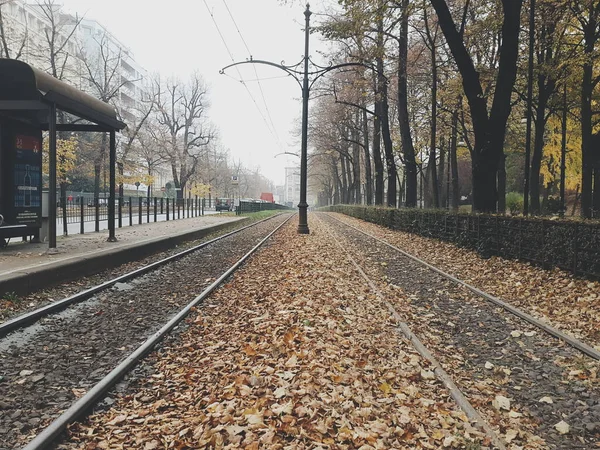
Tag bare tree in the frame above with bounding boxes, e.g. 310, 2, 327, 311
78, 30, 129, 199
0, 0, 27, 59
153, 74, 214, 199
35, 0, 82, 80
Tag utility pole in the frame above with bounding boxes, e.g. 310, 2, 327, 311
221, 3, 379, 234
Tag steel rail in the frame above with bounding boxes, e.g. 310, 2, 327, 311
326, 213, 600, 361
318, 215, 506, 449
23, 213, 294, 450
0, 214, 284, 338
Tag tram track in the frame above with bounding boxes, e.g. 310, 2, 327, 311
316, 214, 506, 449
324, 213, 600, 362
0, 214, 283, 337
320, 212, 600, 449
0, 213, 293, 449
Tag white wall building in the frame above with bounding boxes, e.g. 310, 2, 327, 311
1, 1, 149, 119
76, 17, 149, 123
284, 166, 300, 207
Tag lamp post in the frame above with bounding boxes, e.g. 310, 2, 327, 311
221, 3, 379, 234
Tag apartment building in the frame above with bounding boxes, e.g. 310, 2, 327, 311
0, 1, 149, 120
76, 17, 150, 123
0, 1, 162, 195
284, 166, 300, 207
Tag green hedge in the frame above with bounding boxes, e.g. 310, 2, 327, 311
323, 205, 600, 279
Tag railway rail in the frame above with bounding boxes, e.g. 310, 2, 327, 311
320, 212, 600, 449
316, 214, 507, 449
0, 213, 292, 449
0, 214, 283, 337
325, 213, 600, 362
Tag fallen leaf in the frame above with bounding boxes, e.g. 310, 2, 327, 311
273, 387, 287, 398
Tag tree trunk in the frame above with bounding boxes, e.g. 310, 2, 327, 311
580, 4, 597, 218
593, 166, 600, 217
362, 108, 373, 205
530, 23, 556, 214
373, 99, 384, 205
345, 155, 354, 203
377, 17, 396, 207
332, 157, 341, 205
592, 133, 600, 217
498, 154, 507, 214
450, 108, 460, 210
431, 0, 523, 213
94, 164, 101, 201
438, 140, 447, 208
398, 0, 418, 207
429, 27, 439, 207
471, 150, 497, 212
380, 92, 397, 207
352, 118, 361, 204
340, 155, 348, 204
530, 87, 550, 214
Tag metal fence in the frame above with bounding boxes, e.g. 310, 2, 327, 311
236, 201, 294, 214
326, 205, 600, 280
57, 196, 206, 235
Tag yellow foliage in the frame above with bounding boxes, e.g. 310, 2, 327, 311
542, 116, 581, 191
189, 183, 211, 197
42, 136, 78, 183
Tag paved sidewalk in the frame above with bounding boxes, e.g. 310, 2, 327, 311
0, 214, 243, 294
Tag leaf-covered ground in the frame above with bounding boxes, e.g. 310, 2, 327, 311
330, 213, 600, 349
319, 214, 599, 449
63, 217, 492, 449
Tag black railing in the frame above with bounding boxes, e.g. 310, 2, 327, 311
326, 205, 600, 280
56, 196, 205, 235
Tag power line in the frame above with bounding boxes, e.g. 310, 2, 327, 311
221, 0, 283, 147
202, 0, 284, 151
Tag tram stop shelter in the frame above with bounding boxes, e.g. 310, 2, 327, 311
0, 59, 126, 249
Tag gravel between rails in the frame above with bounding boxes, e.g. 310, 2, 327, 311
0, 216, 265, 324
62, 213, 491, 449
328, 212, 600, 349
0, 213, 291, 449
320, 213, 600, 449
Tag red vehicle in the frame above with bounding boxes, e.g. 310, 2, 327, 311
260, 192, 274, 203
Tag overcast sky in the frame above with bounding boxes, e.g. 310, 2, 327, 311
60, 0, 334, 186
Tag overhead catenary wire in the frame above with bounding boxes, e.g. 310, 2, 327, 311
202, 0, 285, 152
220, 0, 283, 148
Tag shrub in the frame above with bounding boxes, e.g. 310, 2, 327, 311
506, 192, 523, 216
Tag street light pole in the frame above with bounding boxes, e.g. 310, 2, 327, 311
298, 5, 311, 234
220, 3, 379, 234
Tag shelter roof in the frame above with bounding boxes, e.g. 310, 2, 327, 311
0, 59, 126, 131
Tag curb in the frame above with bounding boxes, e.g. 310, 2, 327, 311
0, 218, 248, 295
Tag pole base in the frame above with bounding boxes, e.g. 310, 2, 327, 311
297, 224, 310, 234
297, 203, 309, 234
107, 236, 118, 243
